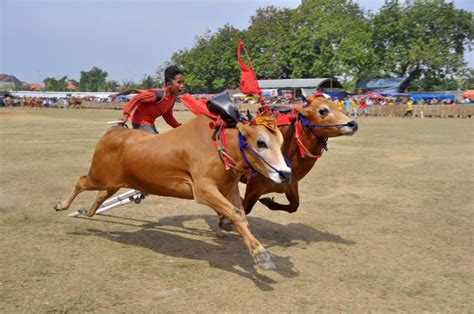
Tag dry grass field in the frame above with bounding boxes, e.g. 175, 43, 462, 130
0, 107, 472, 312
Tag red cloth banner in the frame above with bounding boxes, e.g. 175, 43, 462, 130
237, 41, 262, 96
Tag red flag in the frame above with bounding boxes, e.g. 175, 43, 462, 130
237, 41, 262, 96
180, 94, 217, 119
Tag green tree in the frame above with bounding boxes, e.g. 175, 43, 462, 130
105, 80, 119, 92
43, 76, 68, 91
140, 75, 159, 89
167, 25, 239, 92
244, 6, 294, 79
78, 66, 108, 92
121, 79, 141, 90
158, 0, 473, 92
372, 0, 474, 89
458, 68, 474, 90
288, 0, 377, 87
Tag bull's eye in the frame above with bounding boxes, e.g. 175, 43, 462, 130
319, 107, 330, 117
257, 139, 268, 149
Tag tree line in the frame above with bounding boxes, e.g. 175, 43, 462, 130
40, 67, 161, 92
42, 0, 473, 93
167, 0, 473, 92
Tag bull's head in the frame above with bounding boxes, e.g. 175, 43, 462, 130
296, 95, 358, 137
236, 118, 291, 184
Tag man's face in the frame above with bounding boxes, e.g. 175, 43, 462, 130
167, 74, 185, 95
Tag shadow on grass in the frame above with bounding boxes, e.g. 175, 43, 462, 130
70, 214, 354, 291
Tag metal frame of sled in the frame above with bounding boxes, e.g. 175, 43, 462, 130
68, 189, 146, 217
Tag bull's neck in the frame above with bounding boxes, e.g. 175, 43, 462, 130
300, 121, 327, 156
283, 122, 326, 180
224, 129, 256, 179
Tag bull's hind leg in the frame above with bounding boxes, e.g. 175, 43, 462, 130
54, 175, 97, 211
195, 183, 275, 270
242, 188, 262, 215
79, 188, 119, 217
259, 183, 300, 213
242, 179, 269, 215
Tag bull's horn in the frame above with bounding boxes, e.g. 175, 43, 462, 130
246, 109, 255, 121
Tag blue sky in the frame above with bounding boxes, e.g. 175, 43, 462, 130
1, 0, 472, 84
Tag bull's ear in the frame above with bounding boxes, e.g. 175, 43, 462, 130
236, 122, 250, 137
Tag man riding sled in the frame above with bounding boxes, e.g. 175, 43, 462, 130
118, 66, 185, 134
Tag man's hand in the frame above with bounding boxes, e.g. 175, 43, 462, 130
119, 113, 129, 125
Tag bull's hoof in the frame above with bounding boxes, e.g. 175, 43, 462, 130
255, 251, 276, 270
259, 197, 274, 208
53, 201, 63, 211
218, 218, 234, 232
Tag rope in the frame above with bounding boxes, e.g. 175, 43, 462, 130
238, 133, 282, 177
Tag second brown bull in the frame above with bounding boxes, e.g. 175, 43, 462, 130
219, 95, 358, 230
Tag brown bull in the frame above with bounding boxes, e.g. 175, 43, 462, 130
54, 114, 291, 269
229, 96, 357, 224
68, 97, 83, 108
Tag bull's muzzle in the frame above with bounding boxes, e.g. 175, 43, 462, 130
278, 170, 292, 183
347, 120, 358, 132
341, 120, 358, 135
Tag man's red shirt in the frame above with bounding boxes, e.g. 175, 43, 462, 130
123, 88, 181, 128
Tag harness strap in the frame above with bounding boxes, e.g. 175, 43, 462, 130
299, 115, 330, 151
238, 133, 258, 176
213, 118, 234, 171
238, 133, 283, 177
293, 117, 321, 159
211, 115, 287, 176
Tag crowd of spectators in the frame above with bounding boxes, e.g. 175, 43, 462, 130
333, 96, 459, 116
0, 92, 467, 117
0, 95, 127, 108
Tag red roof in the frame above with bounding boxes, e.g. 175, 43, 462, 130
26, 83, 43, 91
67, 82, 77, 90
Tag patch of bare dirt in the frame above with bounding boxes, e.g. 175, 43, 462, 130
0, 108, 472, 312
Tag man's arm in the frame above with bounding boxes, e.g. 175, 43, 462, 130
120, 90, 158, 123
162, 106, 181, 128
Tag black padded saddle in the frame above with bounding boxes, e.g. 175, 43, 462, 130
207, 92, 241, 126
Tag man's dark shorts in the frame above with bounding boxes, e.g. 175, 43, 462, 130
132, 123, 159, 135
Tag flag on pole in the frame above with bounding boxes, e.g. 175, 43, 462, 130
237, 41, 265, 107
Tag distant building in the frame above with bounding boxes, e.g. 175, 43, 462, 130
0, 74, 24, 89
355, 77, 410, 93
25, 83, 43, 91
67, 82, 77, 90
257, 78, 343, 99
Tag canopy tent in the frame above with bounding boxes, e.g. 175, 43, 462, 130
460, 90, 474, 101
379, 91, 411, 98
410, 93, 456, 101
258, 78, 343, 89
356, 77, 410, 93
366, 93, 384, 99
322, 90, 347, 100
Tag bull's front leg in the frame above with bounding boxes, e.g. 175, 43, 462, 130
259, 183, 300, 213
194, 182, 275, 270
217, 184, 243, 232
